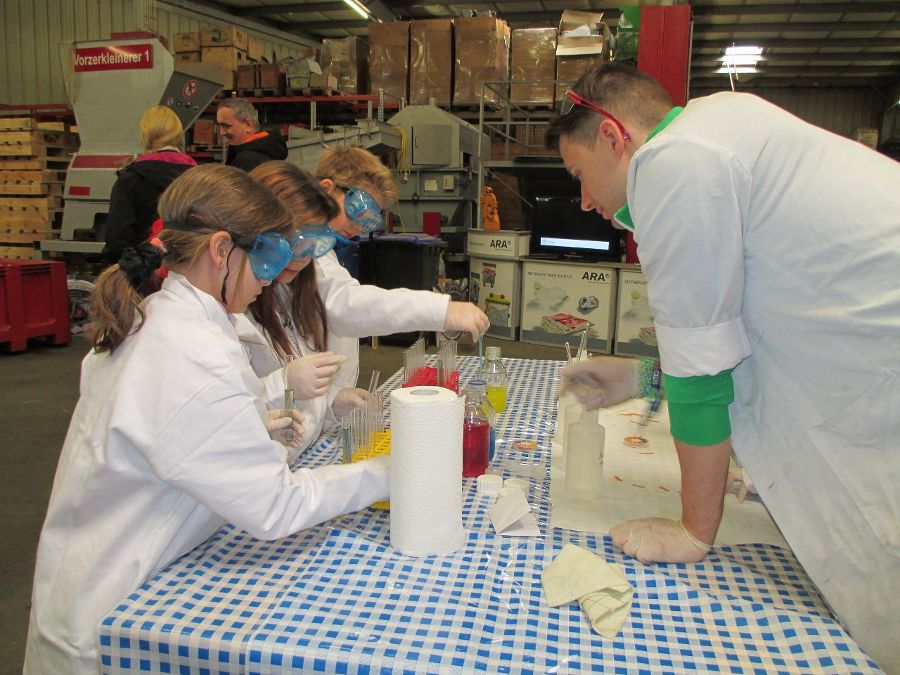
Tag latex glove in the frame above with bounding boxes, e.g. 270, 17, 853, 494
286, 352, 346, 399
331, 387, 369, 418
561, 357, 639, 410
610, 518, 712, 564
443, 301, 490, 340
265, 408, 305, 449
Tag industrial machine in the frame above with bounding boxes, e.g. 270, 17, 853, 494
387, 103, 489, 262
40, 34, 226, 259
285, 118, 402, 175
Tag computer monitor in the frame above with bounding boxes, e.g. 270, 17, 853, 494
528, 196, 622, 261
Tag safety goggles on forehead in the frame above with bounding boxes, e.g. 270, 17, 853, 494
338, 185, 384, 234
288, 224, 342, 260
561, 90, 632, 142
162, 221, 292, 282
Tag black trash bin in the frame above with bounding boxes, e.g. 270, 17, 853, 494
358, 233, 448, 346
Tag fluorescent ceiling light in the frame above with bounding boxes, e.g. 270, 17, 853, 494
725, 46, 763, 56
716, 66, 760, 74
342, 0, 371, 19
718, 55, 764, 66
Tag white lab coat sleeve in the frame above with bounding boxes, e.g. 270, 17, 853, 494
630, 134, 754, 378
148, 373, 389, 540
316, 253, 450, 337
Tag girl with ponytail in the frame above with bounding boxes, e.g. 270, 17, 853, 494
25, 164, 391, 675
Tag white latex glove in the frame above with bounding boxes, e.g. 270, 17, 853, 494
265, 408, 304, 449
286, 352, 346, 399
610, 517, 712, 564
561, 357, 639, 410
331, 387, 369, 418
443, 301, 490, 340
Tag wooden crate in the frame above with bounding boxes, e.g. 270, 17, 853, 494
0, 117, 71, 132
0, 157, 72, 171
0, 169, 66, 196
0, 129, 78, 158
0, 243, 38, 259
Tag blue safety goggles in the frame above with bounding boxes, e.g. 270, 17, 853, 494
339, 185, 383, 234
288, 224, 345, 260
162, 221, 292, 282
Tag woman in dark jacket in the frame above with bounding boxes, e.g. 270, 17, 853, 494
101, 106, 197, 264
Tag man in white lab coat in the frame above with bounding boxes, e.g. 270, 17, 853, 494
548, 63, 900, 671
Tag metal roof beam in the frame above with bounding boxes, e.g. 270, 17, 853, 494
691, 2, 900, 17
693, 37, 900, 49
287, 19, 368, 30
695, 21, 900, 34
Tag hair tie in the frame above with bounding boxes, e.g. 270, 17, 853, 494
118, 241, 165, 288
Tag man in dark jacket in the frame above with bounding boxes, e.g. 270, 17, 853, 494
216, 97, 288, 171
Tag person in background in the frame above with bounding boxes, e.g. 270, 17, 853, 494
24, 165, 389, 674
101, 105, 196, 264
547, 63, 899, 670
216, 96, 287, 171
313, 147, 489, 392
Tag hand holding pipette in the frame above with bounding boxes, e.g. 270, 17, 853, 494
561, 357, 640, 410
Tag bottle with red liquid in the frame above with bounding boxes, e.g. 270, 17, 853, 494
462, 386, 490, 477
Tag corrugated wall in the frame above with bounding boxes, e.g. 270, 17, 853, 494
0, 0, 317, 106
691, 86, 885, 139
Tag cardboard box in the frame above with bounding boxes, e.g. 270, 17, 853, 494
174, 32, 200, 53
236, 64, 257, 90
201, 46, 247, 72
555, 54, 605, 106
453, 16, 510, 106
192, 119, 216, 147
409, 19, 453, 106
283, 57, 322, 91
368, 21, 409, 103
853, 127, 879, 148
247, 36, 265, 62
257, 63, 286, 93
200, 25, 249, 51
322, 37, 369, 94
556, 10, 609, 57
510, 28, 557, 106
309, 72, 338, 91
175, 51, 201, 64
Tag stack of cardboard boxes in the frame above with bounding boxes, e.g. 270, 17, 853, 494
173, 25, 269, 90
369, 21, 410, 104
321, 37, 369, 95
554, 10, 610, 106
453, 16, 510, 106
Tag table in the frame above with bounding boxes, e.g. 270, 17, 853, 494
99, 358, 881, 673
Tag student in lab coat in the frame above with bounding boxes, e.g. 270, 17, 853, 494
546, 63, 900, 670
236, 161, 369, 460
24, 164, 390, 674
312, 148, 490, 392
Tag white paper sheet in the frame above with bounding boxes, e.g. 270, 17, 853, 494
549, 401, 788, 548
489, 488, 541, 537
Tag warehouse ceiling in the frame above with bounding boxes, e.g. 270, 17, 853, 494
205, 0, 900, 91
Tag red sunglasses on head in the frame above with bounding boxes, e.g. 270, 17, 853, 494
561, 90, 632, 142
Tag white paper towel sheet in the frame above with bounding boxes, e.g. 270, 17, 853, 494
390, 386, 466, 556
549, 401, 788, 548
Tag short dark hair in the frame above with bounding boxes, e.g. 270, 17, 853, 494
546, 63, 673, 151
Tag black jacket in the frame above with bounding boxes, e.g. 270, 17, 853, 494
225, 131, 288, 172
101, 151, 196, 264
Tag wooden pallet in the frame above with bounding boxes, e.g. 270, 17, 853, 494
0, 181, 64, 196
0, 117, 71, 132
237, 88, 282, 98
0, 157, 72, 170
0, 243, 38, 259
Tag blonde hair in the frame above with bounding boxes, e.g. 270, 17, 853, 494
315, 146, 398, 203
89, 164, 293, 353
139, 105, 185, 152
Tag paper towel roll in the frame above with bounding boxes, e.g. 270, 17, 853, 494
390, 386, 465, 556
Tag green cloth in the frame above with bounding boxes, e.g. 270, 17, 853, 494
614, 106, 684, 231
664, 370, 734, 446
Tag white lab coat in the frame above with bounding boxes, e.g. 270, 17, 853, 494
24, 273, 389, 674
315, 250, 449, 390
628, 92, 900, 671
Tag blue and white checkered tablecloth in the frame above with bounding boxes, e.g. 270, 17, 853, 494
99, 357, 882, 674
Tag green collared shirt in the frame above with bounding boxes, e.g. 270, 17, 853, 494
613, 106, 684, 231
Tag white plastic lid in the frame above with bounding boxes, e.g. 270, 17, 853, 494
485, 346, 501, 360
477, 473, 504, 496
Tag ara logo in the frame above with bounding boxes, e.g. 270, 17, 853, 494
489, 239, 510, 249
582, 271, 611, 282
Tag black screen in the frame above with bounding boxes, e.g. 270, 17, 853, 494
528, 196, 621, 261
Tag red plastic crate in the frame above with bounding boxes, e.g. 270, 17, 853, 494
0, 258, 71, 352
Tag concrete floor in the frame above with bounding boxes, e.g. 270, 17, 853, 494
0, 332, 562, 671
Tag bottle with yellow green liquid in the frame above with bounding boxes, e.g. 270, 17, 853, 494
481, 346, 509, 413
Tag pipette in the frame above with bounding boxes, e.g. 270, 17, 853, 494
478, 335, 484, 372
565, 341, 572, 364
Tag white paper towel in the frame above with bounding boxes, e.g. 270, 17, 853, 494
390, 386, 466, 556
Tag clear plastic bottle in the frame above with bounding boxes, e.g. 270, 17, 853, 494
565, 408, 605, 498
481, 346, 509, 414
462, 384, 491, 477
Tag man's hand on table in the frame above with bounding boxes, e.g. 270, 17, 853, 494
610, 518, 711, 564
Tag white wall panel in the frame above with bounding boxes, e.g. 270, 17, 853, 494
0, 0, 317, 106
691, 86, 886, 138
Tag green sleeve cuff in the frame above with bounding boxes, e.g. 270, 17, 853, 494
664, 370, 734, 446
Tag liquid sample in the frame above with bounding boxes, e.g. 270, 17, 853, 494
486, 384, 507, 413
462, 419, 490, 477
